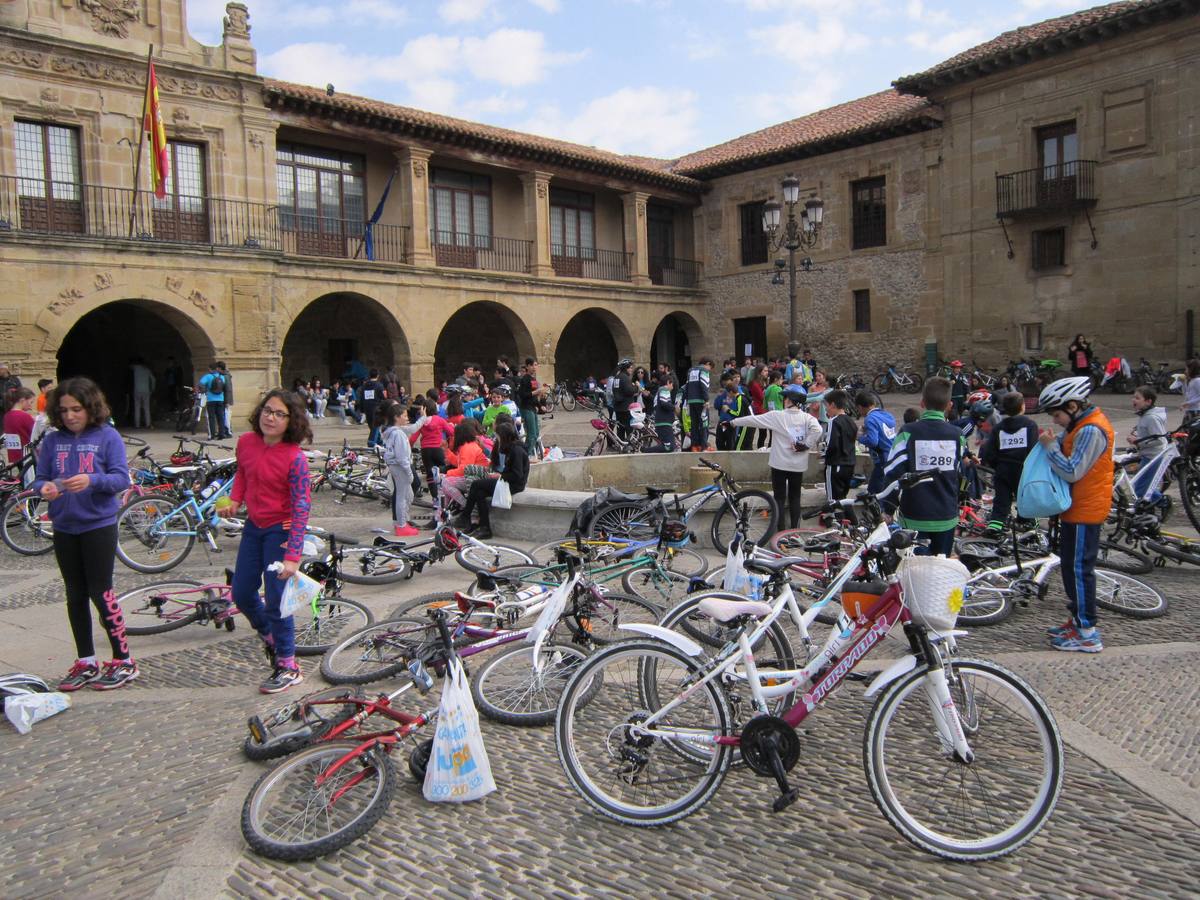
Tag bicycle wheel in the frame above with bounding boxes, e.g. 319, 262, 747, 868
337, 545, 411, 585
293, 595, 375, 656
1094, 539, 1152, 576
560, 391, 576, 412
872, 374, 893, 393
620, 567, 694, 607
768, 526, 844, 559
903, 372, 924, 394
710, 489, 778, 554
555, 640, 732, 825
241, 741, 395, 861
662, 546, 708, 578
1179, 463, 1200, 534
114, 579, 207, 635
583, 591, 662, 644
864, 658, 1063, 861
958, 571, 1014, 626
587, 502, 659, 541
1094, 568, 1168, 619
471, 642, 590, 726
583, 435, 606, 457
243, 688, 364, 761
319, 617, 431, 685
0, 495, 55, 555
454, 541, 536, 574
115, 496, 196, 573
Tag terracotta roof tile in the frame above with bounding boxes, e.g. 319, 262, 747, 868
262, 79, 704, 192
669, 90, 937, 177
895, 0, 1185, 92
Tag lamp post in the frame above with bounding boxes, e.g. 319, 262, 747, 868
762, 175, 824, 346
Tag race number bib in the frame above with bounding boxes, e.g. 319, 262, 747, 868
363, 389, 376, 400
3, 433, 19, 451
914, 439, 957, 471
999, 430, 1028, 451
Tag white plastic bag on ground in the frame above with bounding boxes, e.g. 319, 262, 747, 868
423, 659, 496, 803
492, 478, 513, 510
5, 692, 70, 734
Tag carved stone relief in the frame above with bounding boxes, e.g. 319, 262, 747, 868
223, 2, 251, 39
79, 0, 140, 38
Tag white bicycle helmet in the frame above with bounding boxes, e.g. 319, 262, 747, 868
0, 673, 50, 697
1037, 375, 1092, 411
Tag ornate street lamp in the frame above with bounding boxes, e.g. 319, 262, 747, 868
762, 175, 824, 346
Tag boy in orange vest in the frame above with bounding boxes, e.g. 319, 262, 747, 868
1036, 376, 1114, 653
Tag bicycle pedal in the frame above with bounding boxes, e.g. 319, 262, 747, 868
772, 788, 801, 813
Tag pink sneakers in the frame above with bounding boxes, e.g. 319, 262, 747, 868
394, 524, 420, 537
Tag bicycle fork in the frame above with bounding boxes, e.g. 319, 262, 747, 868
921, 665, 975, 764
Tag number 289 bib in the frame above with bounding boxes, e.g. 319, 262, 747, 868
914, 439, 958, 472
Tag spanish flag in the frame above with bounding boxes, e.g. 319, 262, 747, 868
143, 60, 169, 199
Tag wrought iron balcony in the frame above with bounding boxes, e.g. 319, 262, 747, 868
650, 255, 703, 288
551, 244, 631, 281
431, 230, 531, 274
995, 160, 1098, 218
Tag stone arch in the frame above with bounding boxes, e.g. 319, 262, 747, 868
54, 298, 217, 424
651, 310, 704, 375
553, 307, 636, 383
280, 292, 411, 390
433, 300, 536, 387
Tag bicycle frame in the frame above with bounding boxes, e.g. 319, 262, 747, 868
143, 477, 234, 540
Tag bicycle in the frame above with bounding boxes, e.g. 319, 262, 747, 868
582, 416, 665, 456
586, 457, 778, 553
112, 529, 373, 651
554, 478, 1065, 860
1104, 432, 1200, 568
872, 364, 923, 395
0, 488, 55, 556
172, 386, 205, 434
830, 374, 882, 415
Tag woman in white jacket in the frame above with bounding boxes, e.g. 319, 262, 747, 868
731, 384, 823, 528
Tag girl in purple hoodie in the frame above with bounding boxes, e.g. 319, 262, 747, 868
32, 377, 133, 691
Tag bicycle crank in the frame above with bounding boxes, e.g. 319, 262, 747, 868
740, 715, 802, 812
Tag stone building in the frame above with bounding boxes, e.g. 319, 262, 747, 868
0, 0, 1196, 418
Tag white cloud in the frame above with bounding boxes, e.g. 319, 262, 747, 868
528, 0, 561, 10
343, 0, 408, 24
394, 34, 462, 78
680, 27, 724, 61
261, 42, 376, 93
520, 86, 700, 157
406, 78, 460, 110
459, 93, 529, 119
463, 29, 586, 87
439, 0, 494, 24
749, 17, 869, 63
185, 0, 405, 43
905, 26, 987, 58
743, 71, 844, 128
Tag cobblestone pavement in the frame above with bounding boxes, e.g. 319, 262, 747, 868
2, 424, 1199, 897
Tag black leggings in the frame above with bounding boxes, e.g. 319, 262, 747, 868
53, 524, 129, 660
420, 447, 446, 491
771, 467, 805, 529
463, 477, 498, 527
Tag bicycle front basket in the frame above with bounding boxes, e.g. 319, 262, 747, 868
897, 555, 969, 632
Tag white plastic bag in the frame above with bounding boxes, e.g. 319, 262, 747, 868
423, 658, 496, 803
525, 573, 579, 645
269, 564, 323, 618
5, 692, 70, 734
491, 477, 513, 510
721, 540, 765, 600
545, 445, 564, 462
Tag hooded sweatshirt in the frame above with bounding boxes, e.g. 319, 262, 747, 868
32, 425, 129, 533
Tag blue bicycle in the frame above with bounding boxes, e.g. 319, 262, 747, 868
115, 463, 242, 573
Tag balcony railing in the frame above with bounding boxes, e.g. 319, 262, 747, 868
649, 255, 703, 288
551, 244, 631, 281
431, 230, 531, 274
281, 214, 410, 263
995, 160, 1098, 218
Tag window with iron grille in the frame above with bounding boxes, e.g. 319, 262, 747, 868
739, 201, 768, 266
550, 188, 595, 259
429, 168, 491, 248
276, 143, 365, 235
853, 289, 871, 333
851, 176, 886, 250
1032, 227, 1066, 270
14, 121, 83, 234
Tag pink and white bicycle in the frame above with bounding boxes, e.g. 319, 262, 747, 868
554, 477, 1064, 861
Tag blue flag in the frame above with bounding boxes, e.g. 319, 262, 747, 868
362, 167, 397, 261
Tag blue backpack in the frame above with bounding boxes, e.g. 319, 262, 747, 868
1016, 443, 1072, 518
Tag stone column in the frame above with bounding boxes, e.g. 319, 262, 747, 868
520, 171, 555, 278
622, 191, 651, 286
410, 354, 435, 392
398, 147, 434, 267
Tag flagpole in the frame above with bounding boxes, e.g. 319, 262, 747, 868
127, 44, 154, 239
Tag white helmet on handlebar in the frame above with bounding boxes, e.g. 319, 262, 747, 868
1037, 375, 1092, 412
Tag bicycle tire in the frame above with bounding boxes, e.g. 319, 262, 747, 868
0, 495, 56, 555
957, 570, 1014, 626
620, 566, 694, 607
319, 617, 432, 685
337, 545, 411, 585
584, 434, 607, 457
293, 595, 375, 656
1094, 567, 1169, 618
863, 658, 1063, 861
872, 374, 892, 393
560, 392, 576, 412
453, 541, 536, 574
904, 372, 924, 394
242, 688, 363, 761
555, 639, 732, 825
710, 489, 778, 554
1094, 539, 1153, 576
115, 495, 196, 573
1179, 463, 1200, 534
586, 502, 660, 541
662, 546, 708, 578
241, 741, 394, 860
471, 642, 590, 727
583, 591, 663, 644
768, 526, 844, 558
115, 579, 207, 635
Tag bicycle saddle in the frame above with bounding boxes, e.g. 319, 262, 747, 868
743, 556, 809, 575
697, 596, 773, 623
644, 487, 671, 498
606, 490, 646, 503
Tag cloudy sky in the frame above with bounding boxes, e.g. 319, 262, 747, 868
185, 0, 1095, 158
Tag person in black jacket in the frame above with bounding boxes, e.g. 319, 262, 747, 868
609, 358, 638, 440
823, 390, 858, 501
516, 358, 541, 460
457, 421, 527, 540
980, 391, 1039, 529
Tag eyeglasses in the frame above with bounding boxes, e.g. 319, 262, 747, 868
261, 408, 290, 420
